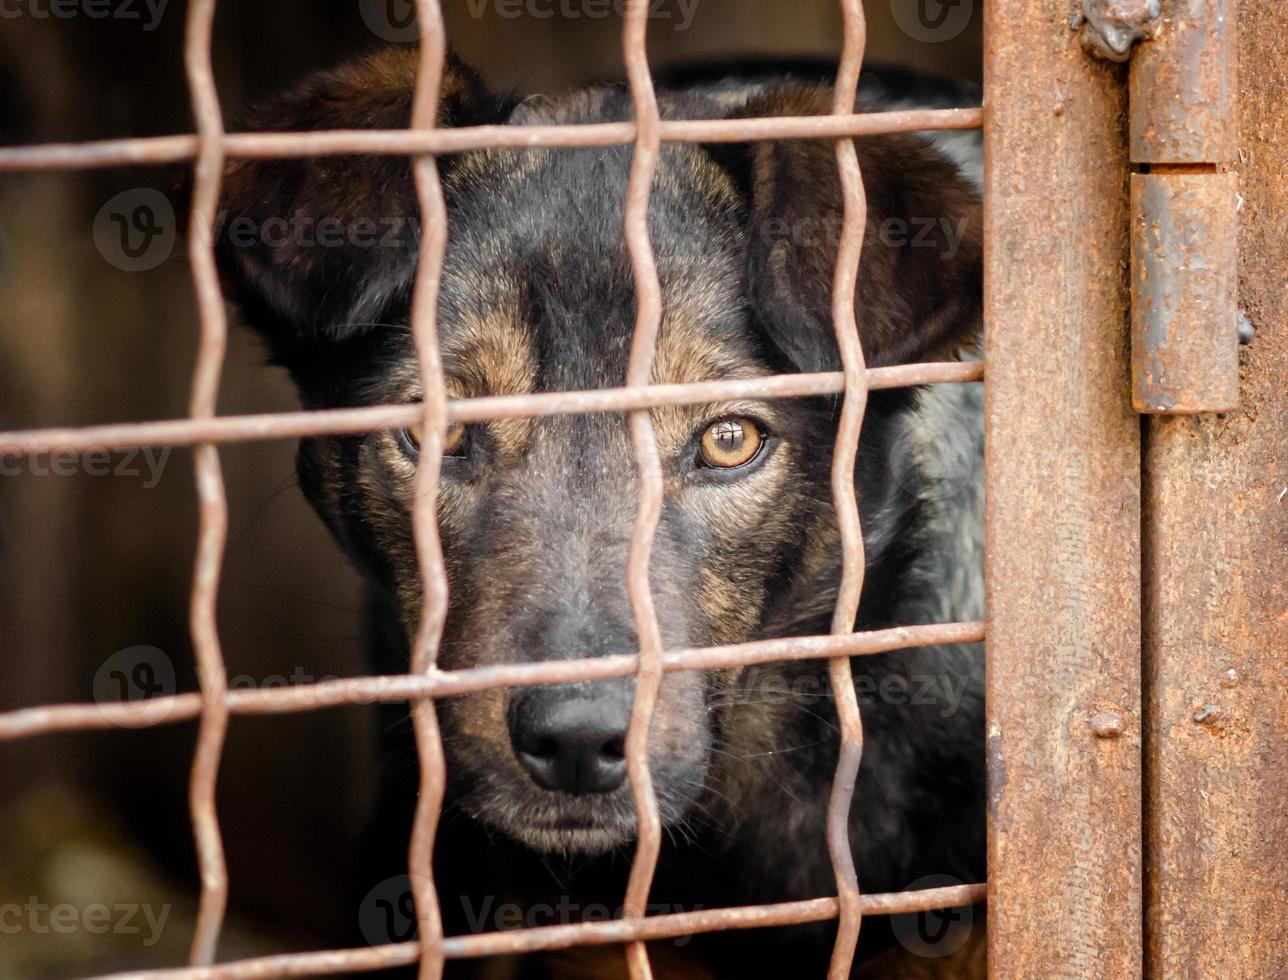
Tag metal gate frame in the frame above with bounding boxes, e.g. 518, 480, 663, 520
984, 2, 1142, 976
0, 1, 986, 978
985, 2, 1287, 978
1, 1, 1285, 977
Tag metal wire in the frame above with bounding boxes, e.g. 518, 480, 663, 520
0, 620, 985, 740
0, 108, 984, 171
92, 884, 987, 980
619, 3, 667, 977
823, 4, 871, 975
182, 0, 232, 965
405, 3, 453, 977
0, 362, 983, 456
0, 0, 988, 975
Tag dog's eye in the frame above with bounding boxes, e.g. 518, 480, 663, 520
405, 421, 466, 458
698, 417, 763, 469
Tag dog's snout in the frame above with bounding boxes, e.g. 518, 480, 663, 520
509, 688, 629, 796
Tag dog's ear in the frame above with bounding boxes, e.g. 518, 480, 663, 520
214, 49, 512, 363
708, 85, 982, 371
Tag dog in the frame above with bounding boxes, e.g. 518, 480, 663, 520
214, 48, 985, 978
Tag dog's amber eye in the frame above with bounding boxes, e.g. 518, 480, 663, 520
699, 418, 763, 469
406, 421, 466, 457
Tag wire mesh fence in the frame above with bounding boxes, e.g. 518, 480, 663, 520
0, 0, 986, 976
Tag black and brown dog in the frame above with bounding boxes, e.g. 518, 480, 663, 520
215, 48, 985, 978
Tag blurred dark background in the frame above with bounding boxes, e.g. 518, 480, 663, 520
0, 1, 980, 974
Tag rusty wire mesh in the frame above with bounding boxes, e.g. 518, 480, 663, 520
0, 0, 986, 977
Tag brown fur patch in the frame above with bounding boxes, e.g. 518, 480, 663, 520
443, 294, 538, 462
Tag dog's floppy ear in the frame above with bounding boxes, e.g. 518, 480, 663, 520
214, 49, 512, 363
711, 85, 982, 371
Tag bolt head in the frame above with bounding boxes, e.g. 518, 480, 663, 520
1091, 710, 1126, 738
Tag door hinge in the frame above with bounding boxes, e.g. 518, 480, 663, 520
1130, 170, 1239, 414
1092, 0, 1243, 414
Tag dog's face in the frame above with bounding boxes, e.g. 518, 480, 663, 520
216, 51, 981, 854
355, 131, 818, 853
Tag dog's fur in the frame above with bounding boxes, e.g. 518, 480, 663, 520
215, 49, 986, 977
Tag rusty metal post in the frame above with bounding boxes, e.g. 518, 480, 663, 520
984, 3, 1142, 977
1142, 3, 1288, 975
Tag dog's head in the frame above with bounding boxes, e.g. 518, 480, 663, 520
216, 51, 981, 855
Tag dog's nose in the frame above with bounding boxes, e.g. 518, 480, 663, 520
508, 689, 629, 795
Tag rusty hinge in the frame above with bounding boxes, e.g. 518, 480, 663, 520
1130, 170, 1238, 414
1073, 0, 1162, 62
1078, 0, 1244, 414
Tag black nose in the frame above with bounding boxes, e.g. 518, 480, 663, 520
508, 688, 630, 796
